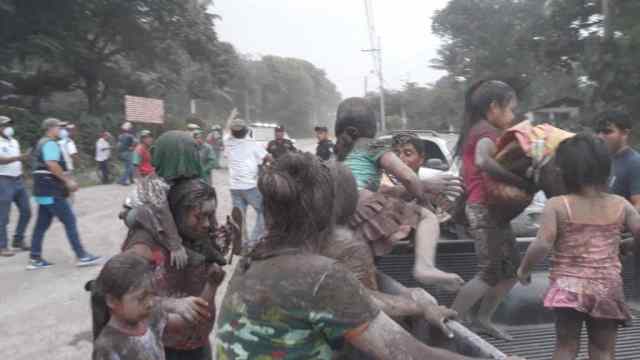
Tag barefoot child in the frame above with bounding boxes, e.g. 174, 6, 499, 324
450, 80, 529, 340
91, 253, 224, 360
518, 134, 639, 360
334, 97, 464, 291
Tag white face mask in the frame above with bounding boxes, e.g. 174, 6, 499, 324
59, 129, 69, 140
2, 127, 14, 138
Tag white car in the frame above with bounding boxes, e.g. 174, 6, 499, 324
378, 130, 544, 238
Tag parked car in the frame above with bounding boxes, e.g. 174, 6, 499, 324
377, 130, 543, 238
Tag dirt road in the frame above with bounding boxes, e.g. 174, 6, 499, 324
0, 139, 316, 359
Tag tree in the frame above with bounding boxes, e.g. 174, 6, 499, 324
0, 0, 235, 114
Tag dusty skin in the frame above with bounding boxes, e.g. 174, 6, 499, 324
0, 140, 323, 360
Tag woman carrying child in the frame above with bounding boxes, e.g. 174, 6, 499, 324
518, 134, 640, 360
334, 97, 464, 291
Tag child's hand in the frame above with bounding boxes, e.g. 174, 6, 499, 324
421, 174, 464, 198
174, 297, 210, 324
170, 246, 188, 269
207, 264, 226, 286
517, 268, 531, 286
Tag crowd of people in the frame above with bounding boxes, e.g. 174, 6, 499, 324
1, 80, 640, 359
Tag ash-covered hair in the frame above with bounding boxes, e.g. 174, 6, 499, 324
168, 178, 218, 237
555, 133, 611, 194
258, 152, 335, 253
454, 80, 516, 157
86, 253, 152, 339
392, 133, 425, 157
334, 97, 377, 161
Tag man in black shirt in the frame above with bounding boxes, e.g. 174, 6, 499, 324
315, 126, 334, 161
267, 125, 296, 160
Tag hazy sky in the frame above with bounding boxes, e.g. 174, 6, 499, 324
213, 1, 450, 98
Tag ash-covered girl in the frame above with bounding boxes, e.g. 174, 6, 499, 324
91, 253, 224, 360
518, 134, 640, 360
334, 97, 464, 291
450, 80, 529, 341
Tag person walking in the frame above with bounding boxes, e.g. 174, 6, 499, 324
225, 119, 269, 248
132, 130, 154, 179
58, 122, 79, 174
27, 118, 101, 270
116, 122, 136, 186
194, 130, 216, 184
95, 131, 112, 184
266, 125, 296, 160
0, 116, 31, 255
314, 125, 334, 161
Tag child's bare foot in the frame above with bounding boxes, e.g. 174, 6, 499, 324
414, 267, 465, 292
472, 320, 514, 341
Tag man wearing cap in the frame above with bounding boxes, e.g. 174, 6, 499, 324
225, 118, 269, 247
267, 125, 296, 160
117, 122, 136, 185
314, 126, 334, 161
133, 130, 155, 179
194, 130, 216, 184
28, 118, 101, 269
207, 125, 224, 169
0, 116, 31, 256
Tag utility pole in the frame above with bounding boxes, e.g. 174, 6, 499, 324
362, 0, 386, 133
603, 0, 613, 41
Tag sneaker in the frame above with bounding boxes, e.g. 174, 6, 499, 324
77, 254, 103, 267
0, 248, 15, 257
26, 258, 54, 270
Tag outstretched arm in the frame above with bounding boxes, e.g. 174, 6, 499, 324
349, 312, 476, 360
518, 200, 558, 283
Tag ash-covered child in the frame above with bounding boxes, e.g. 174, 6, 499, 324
518, 134, 640, 359
334, 98, 464, 291
91, 253, 224, 360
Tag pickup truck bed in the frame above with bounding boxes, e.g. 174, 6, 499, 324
376, 239, 640, 359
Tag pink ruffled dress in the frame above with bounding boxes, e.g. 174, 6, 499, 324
544, 196, 632, 324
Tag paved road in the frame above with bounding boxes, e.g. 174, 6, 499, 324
0, 139, 317, 359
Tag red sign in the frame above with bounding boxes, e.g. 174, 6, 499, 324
125, 95, 164, 124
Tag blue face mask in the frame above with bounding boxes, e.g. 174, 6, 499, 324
59, 129, 69, 140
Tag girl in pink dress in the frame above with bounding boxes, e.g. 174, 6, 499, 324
518, 133, 640, 360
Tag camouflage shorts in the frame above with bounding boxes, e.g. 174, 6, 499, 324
465, 203, 520, 286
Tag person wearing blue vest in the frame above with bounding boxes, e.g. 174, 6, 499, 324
27, 118, 101, 270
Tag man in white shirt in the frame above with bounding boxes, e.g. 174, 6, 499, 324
0, 116, 31, 256
225, 118, 270, 247
58, 122, 79, 173
95, 131, 112, 184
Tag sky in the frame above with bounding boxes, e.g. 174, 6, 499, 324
213, 0, 450, 98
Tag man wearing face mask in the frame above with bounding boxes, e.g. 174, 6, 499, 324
0, 116, 31, 256
28, 118, 101, 269
58, 122, 79, 174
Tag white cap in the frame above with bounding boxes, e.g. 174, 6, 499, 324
121, 122, 132, 131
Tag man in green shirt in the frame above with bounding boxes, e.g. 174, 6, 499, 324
194, 130, 216, 184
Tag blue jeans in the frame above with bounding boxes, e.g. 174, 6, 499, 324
118, 151, 134, 185
0, 176, 31, 249
30, 198, 86, 259
230, 188, 265, 245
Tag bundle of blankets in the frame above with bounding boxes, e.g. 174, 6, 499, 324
486, 121, 574, 222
